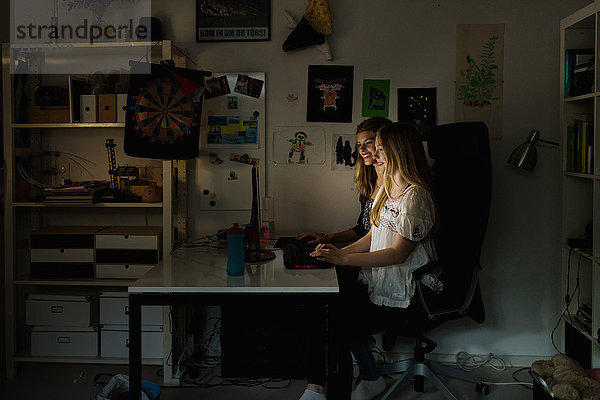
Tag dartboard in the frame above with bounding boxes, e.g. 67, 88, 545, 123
134, 82, 194, 141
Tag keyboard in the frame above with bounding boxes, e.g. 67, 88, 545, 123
274, 237, 333, 269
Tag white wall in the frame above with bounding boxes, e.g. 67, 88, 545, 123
151, 0, 592, 359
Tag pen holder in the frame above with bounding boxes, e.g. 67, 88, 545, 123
226, 223, 245, 276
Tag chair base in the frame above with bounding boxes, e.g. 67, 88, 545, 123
378, 358, 483, 400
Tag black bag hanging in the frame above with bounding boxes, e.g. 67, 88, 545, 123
124, 61, 211, 159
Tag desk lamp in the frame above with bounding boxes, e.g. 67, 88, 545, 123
507, 130, 559, 172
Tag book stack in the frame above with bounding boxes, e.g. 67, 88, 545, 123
43, 181, 110, 204
566, 113, 594, 174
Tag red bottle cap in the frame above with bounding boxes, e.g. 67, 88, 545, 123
227, 223, 244, 234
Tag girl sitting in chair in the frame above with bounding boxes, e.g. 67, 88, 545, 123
303, 122, 442, 400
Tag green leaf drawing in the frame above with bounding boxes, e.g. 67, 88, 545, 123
457, 36, 500, 107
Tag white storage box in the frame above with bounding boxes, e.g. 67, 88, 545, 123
100, 292, 162, 326
101, 325, 163, 359
96, 234, 159, 250
31, 326, 98, 357
96, 264, 154, 280
117, 94, 127, 123
26, 291, 99, 326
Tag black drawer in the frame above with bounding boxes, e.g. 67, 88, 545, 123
30, 262, 94, 278
95, 249, 158, 264
30, 234, 94, 249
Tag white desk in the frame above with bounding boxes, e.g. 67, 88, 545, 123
129, 247, 339, 294
128, 247, 346, 399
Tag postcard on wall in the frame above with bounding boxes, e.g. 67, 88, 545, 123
307, 65, 354, 123
272, 126, 326, 165
331, 134, 358, 171
362, 79, 390, 117
196, 0, 271, 42
201, 72, 265, 148
397, 88, 437, 136
455, 24, 504, 140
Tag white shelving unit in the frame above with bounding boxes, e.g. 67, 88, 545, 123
3, 40, 186, 377
560, 3, 600, 369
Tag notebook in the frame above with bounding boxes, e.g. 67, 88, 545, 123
274, 237, 333, 269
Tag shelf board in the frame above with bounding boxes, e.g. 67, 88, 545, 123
564, 171, 594, 179
564, 93, 596, 102
563, 316, 600, 346
15, 355, 162, 365
563, 244, 595, 260
11, 123, 125, 129
14, 277, 135, 286
12, 202, 162, 208
11, 41, 163, 49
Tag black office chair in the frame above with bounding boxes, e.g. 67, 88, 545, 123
377, 121, 492, 400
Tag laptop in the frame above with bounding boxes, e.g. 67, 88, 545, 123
273, 237, 333, 269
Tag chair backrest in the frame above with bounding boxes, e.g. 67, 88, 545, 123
420, 121, 492, 323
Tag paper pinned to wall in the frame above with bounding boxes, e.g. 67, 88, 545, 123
331, 134, 357, 171
455, 24, 504, 140
272, 126, 326, 165
201, 72, 265, 148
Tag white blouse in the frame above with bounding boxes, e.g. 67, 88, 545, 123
360, 184, 439, 308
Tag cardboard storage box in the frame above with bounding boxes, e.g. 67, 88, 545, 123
26, 291, 99, 326
98, 94, 116, 123
99, 292, 162, 326
27, 106, 70, 123
100, 325, 163, 359
31, 326, 98, 357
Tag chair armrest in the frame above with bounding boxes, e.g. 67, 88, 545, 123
412, 260, 442, 280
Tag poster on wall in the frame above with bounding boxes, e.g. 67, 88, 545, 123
272, 126, 326, 165
331, 134, 358, 171
196, 0, 271, 42
201, 72, 265, 148
455, 24, 505, 140
397, 88, 437, 137
307, 65, 354, 122
362, 79, 390, 117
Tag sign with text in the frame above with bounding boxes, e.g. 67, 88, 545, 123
196, 0, 271, 42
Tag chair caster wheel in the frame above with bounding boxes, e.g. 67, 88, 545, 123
475, 383, 490, 395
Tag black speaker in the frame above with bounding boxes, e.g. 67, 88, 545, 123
139, 17, 162, 41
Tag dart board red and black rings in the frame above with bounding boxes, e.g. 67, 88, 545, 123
134, 82, 194, 141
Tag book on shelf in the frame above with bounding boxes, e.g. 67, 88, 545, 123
42, 180, 109, 203
567, 118, 594, 173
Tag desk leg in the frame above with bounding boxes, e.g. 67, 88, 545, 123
326, 300, 352, 400
129, 294, 142, 400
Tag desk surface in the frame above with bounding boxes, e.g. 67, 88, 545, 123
129, 247, 339, 294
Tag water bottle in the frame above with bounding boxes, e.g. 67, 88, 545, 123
226, 223, 245, 276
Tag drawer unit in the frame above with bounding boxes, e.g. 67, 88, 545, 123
96, 264, 154, 280
95, 227, 162, 279
100, 325, 163, 359
31, 326, 98, 357
26, 291, 99, 326
99, 292, 162, 326
29, 226, 107, 279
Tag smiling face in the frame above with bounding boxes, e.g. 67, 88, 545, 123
374, 134, 388, 171
356, 130, 377, 166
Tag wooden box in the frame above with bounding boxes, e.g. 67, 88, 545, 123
98, 94, 117, 123
27, 106, 70, 123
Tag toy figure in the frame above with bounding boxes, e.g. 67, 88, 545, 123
288, 131, 313, 164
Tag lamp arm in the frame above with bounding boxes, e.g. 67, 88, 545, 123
538, 139, 559, 146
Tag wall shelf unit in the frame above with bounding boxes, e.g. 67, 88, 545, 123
3, 40, 187, 378
560, 3, 600, 369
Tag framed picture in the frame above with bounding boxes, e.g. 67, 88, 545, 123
397, 88, 437, 136
196, 0, 271, 42
307, 65, 354, 123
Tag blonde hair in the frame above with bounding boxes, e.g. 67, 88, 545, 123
370, 122, 437, 228
353, 117, 392, 200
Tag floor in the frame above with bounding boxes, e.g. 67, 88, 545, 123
0, 362, 534, 400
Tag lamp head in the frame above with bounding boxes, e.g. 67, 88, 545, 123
507, 130, 540, 172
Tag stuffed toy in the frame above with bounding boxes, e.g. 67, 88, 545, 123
532, 354, 600, 400
283, 0, 333, 60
